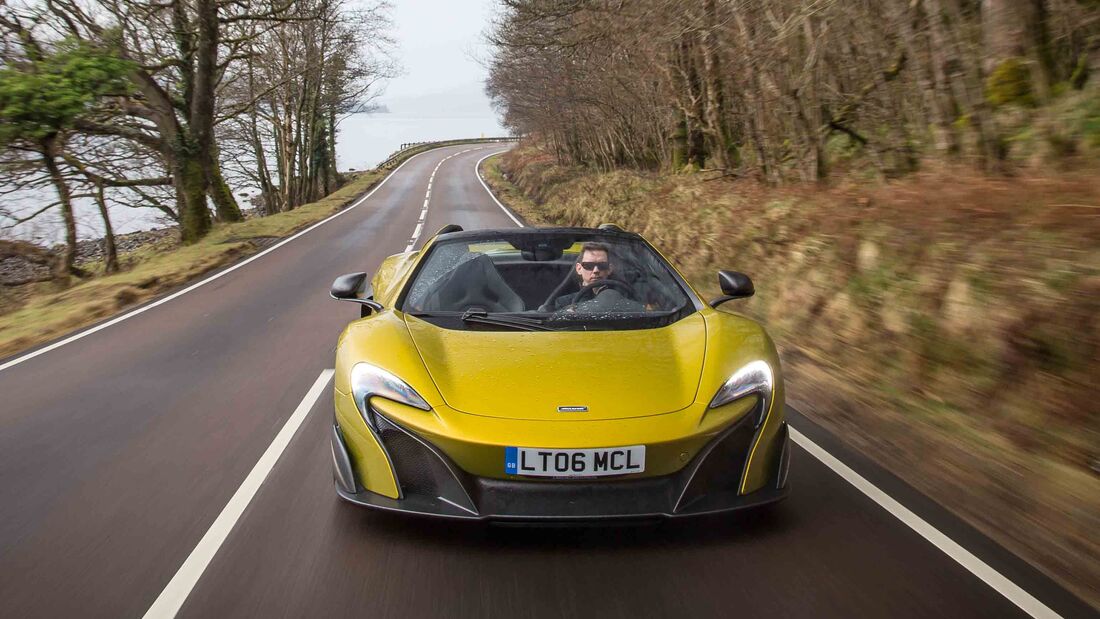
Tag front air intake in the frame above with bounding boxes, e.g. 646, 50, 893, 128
373, 411, 478, 514
673, 405, 759, 512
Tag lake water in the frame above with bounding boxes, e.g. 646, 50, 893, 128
337, 114, 507, 171
2, 114, 507, 244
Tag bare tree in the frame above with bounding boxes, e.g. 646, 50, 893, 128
220, 0, 396, 213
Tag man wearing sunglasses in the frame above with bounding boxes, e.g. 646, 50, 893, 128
541, 242, 619, 312
575, 243, 614, 289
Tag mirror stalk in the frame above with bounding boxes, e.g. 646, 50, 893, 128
710, 270, 755, 308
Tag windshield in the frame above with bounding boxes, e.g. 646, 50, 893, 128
398, 231, 698, 331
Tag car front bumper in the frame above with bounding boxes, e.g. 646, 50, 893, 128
331, 407, 790, 522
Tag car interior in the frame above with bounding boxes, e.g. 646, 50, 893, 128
416, 248, 673, 313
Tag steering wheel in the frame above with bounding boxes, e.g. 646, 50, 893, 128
571, 278, 635, 305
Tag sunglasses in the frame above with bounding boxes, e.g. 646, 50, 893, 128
579, 261, 610, 271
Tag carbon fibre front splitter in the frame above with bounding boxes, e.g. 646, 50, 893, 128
335, 480, 789, 523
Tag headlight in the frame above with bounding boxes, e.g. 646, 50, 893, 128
351, 363, 431, 427
708, 360, 773, 428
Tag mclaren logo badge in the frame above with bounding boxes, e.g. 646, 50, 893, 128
557, 405, 588, 413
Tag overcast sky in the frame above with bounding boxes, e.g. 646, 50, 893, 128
381, 0, 499, 100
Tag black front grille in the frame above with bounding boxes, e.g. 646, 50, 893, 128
473, 475, 675, 519
374, 412, 476, 512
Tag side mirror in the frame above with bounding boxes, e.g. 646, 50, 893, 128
331, 272, 367, 299
330, 272, 383, 316
710, 270, 755, 308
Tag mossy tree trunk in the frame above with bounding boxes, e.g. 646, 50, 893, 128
670, 35, 708, 169
39, 136, 80, 281
982, 0, 1055, 104
206, 155, 242, 222
700, 0, 738, 170
92, 181, 119, 273
175, 140, 212, 244
897, 0, 960, 157
193, 0, 242, 224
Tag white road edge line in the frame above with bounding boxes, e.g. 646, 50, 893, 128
791, 430, 1058, 618
472, 145, 1061, 619
0, 145, 446, 375
142, 369, 335, 619
474, 150, 524, 227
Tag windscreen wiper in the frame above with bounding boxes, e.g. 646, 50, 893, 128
459, 308, 552, 332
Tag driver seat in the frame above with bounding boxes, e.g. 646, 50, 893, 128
420, 254, 525, 313
537, 267, 580, 312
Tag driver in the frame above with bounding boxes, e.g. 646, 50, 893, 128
544, 242, 615, 311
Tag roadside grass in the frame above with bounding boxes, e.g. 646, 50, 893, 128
0, 169, 383, 359
484, 145, 1100, 609
478, 154, 551, 226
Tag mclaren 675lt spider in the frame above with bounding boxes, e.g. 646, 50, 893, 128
329, 224, 790, 521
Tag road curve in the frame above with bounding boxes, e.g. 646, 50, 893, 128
0, 144, 1093, 619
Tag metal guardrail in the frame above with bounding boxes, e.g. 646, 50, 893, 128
376, 137, 519, 170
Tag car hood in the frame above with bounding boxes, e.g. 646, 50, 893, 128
404, 313, 707, 421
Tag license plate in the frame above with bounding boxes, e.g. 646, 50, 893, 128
504, 445, 645, 478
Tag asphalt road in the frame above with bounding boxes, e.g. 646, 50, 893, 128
0, 144, 1093, 619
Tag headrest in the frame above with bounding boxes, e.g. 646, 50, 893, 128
421, 254, 525, 313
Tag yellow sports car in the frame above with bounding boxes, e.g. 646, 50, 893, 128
329, 225, 789, 521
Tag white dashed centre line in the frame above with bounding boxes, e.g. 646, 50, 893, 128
404, 147, 480, 252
